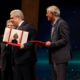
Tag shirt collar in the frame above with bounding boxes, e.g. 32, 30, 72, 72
52, 17, 59, 25
18, 20, 24, 27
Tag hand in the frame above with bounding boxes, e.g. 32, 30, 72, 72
45, 41, 52, 48
20, 44, 24, 49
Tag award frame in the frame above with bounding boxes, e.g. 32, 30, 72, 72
3, 27, 29, 47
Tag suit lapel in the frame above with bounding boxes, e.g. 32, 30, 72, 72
17, 22, 26, 30
51, 18, 61, 40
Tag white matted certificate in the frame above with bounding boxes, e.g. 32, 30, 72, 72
3, 28, 11, 42
3, 27, 29, 47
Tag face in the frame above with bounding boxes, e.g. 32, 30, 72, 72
46, 11, 55, 22
6, 22, 14, 28
10, 15, 19, 27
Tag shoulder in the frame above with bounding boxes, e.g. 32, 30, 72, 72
22, 22, 36, 32
22, 22, 33, 29
59, 18, 69, 26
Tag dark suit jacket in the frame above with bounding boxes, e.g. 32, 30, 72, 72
13, 22, 37, 65
0, 43, 12, 71
0, 35, 3, 68
49, 18, 71, 64
0, 43, 1, 79
0, 34, 11, 71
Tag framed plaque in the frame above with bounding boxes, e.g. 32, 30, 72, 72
3, 27, 29, 47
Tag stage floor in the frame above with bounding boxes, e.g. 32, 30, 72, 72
36, 49, 80, 80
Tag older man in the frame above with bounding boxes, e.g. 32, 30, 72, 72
10, 9, 37, 80
45, 5, 71, 80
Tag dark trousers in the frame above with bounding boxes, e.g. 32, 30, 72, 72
52, 62, 67, 80
0, 69, 1, 80
13, 63, 36, 80
1, 66, 13, 80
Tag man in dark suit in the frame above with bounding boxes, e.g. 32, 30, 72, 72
0, 19, 15, 80
10, 9, 37, 80
1, 43, 13, 80
45, 5, 71, 80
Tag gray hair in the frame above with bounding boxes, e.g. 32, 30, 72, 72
6, 19, 12, 24
10, 9, 24, 19
47, 5, 60, 16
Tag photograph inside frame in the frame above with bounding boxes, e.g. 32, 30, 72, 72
3, 27, 29, 47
